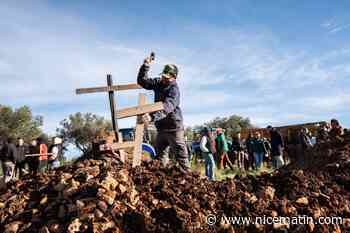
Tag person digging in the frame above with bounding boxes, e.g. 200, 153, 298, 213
137, 53, 190, 172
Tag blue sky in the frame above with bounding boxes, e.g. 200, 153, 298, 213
1, 0, 350, 138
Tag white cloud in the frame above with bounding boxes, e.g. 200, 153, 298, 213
1, 0, 350, 138
321, 19, 350, 34
303, 94, 350, 111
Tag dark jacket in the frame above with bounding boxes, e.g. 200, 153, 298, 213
263, 139, 271, 152
329, 126, 343, 139
28, 145, 40, 162
298, 132, 312, 149
137, 64, 184, 132
251, 138, 268, 154
231, 138, 244, 152
1, 143, 17, 162
29, 145, 39, 155
270, 130, 284, 156
16, 144, 29, 163
245, 137, 254, 154
317, 128, 328, 141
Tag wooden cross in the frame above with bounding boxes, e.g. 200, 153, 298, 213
76, 75, 141, 140
76, 75, 163, 167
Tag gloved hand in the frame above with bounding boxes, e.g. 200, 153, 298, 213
143, 52, 155, 65
152, 111, 167, 121
144, 57, 152, 65
141, 114, 152, 124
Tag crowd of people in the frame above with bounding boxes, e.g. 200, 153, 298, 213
135, 56, 345, 178
193, 127, 282, 181
191, 118, 345, 181
0, 136, 63, 183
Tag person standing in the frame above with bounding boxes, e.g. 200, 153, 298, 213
137, 53, 190, 171
317, 123, 329, 143
191, 136, 202, 168
1, 138, 17, 183
215, 128, 234, 170
28, 139, 39, 176
329, 119, 343, 140
298, 128, 312, 165
38, 138, 48, 173
15, 138, 28, 179
267, 126, 285, 169
200, 128, 216, 181
245, 133, 255, 170
251, 132, 267, 170
48, 137, 63, 170
0, 139, 5, 179
185, 136, 193, 162
262, 137, 272, 167
231, 133, 247, 171
299, 128, 312, 149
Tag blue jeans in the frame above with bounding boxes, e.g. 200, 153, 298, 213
204, 153, 215, 181
254, 152, 264, 169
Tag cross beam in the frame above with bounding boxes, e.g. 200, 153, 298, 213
76, 84, 142, 95
116, 102, 163, 119
99, 141, 135, 151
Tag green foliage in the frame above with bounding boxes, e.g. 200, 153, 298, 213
204, 115, 253, 139
38, 133, 50, 144
57, 112, 112, 155
184, 127, 195, 141
0, 105, 43, 142
185, 125, 207, 142
185, 115, 254, 141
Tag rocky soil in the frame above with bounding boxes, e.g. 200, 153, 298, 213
1, 136, 350, 233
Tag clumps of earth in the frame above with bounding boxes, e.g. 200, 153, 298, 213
1, 136, 350, 233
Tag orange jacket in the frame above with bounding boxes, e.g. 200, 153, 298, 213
39, 144, 48, 161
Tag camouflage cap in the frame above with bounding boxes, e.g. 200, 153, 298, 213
161, 64, 178, 79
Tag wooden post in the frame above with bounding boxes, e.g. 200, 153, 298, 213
132, 93, 146, 167
118, 132, 126, 163
107, 74, 119, 142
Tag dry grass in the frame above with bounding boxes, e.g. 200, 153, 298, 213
191, 160, 273, 181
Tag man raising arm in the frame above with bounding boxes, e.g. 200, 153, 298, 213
137, 54, 190, 171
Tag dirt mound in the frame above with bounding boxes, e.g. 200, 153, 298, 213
0, 136, 350, 233
286, 135, 350, 172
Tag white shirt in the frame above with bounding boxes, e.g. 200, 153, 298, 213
51, 146, 59, 160
200, 136, 210, 153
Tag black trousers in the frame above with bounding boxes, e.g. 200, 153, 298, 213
248, 152, 255, 170
155, 130, 190, 170
15, 161, 26, 179
28, 159, 39, 176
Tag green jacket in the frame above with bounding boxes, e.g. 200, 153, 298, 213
215, 133, 229, 154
